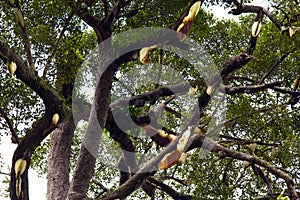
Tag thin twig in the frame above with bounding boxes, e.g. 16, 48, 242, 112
155, 49, 163, 89
259, 48, 296, 84
92, 178, 109, 192
0, 171, 10, 176
0, 107, 20, 144
42, 11, 75, 78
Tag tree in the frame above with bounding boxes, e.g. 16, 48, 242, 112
0, 0, 299, 199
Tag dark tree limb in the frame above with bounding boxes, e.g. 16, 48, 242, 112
0, 39, 63, 107
220, 53, 254, 79
106, 110, 138, 177
229, 1, 282, 30
76, 7, 100, 28
142, 179, 156, 199
118, 8, 139, 19
105, 0, 125, 25
3, 0, 14, 7
103, 0, 109, 17
251, 164, 273, 196
225, 81, 281, 95
110, 83, 190, 108
118, 156, 131, 186
272, 87, 300, 97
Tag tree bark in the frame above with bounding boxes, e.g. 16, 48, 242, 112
67, 50, 116, 199
47, 115, 75, 200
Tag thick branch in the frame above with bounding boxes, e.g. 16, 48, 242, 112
105, 1, 124, 25
106, 111, 138, 174
229, 2, 282, 30
75, 8, 108, 43
100, 128, 183, 200
227, 76, 256, 83
164, 176, 190, 186
220, 53, 254, 80
10, 115, 62, 200
110, 83, 189, 108
68, 49, 136, 199
0, 39, 63, 107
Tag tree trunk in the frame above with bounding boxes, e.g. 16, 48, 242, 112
47, 115, 75, 200
67, 103, 101, 200
67, 39, 121, 199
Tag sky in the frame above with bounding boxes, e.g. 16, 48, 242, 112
0, 0, 270, 199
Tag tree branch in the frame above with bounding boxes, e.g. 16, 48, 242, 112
0, 39, 63, 106
229, 2, 282, 30
118, 8, 139, 19
92, 178, 109, 193
272, 86, 300, 97
227, 76, 257, 83
9, 1, 34, 68
0, 171, 10, 176
188, 135, 298, 199
147, 177, 192, 199
259, 48, 296, 84
0, 107, 20, 144
225, 81, 281, 95
164, 176, 190, 186
42, 10, 75, 78
106, 110, 138, 174
220, 53, 255, 79
103, 0, 109, 17
110, 83, 190, 109
246, 12, 263, 55
105, 0, 134, 26
171, 0, 203, 30
218, 134, 280, 147
251, 164, 273, 196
